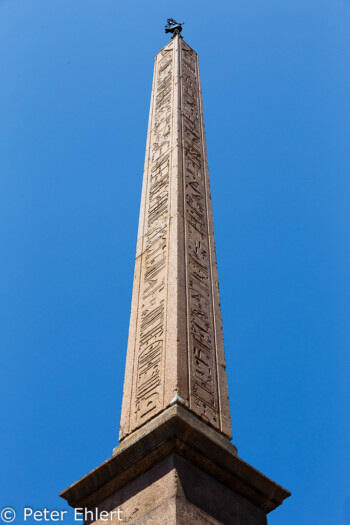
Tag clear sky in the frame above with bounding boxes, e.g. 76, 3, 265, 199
0, 1, 349, 524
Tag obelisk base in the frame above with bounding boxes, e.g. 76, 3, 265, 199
60, 405, 290, 524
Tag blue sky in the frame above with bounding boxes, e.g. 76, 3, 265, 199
0, 1, 349, 524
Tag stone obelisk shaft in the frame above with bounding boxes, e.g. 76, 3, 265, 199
120, 36, 232, 441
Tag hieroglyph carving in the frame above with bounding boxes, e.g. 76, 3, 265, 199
181, 45, 220, 425
132, 46, 173, 428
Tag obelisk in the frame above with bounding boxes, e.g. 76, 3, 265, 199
61, 26, 290, 524
119, 26, 232, 444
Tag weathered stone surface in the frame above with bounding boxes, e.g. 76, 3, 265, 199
84, 454, 267, 525
120, 34, 232, 443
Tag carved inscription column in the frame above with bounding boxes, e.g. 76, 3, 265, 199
119, 36, 232, 441
178, 40, 232, 438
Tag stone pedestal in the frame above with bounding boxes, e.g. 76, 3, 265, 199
60, 405, 290, 524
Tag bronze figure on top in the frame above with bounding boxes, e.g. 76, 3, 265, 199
165, 18, 184, 38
